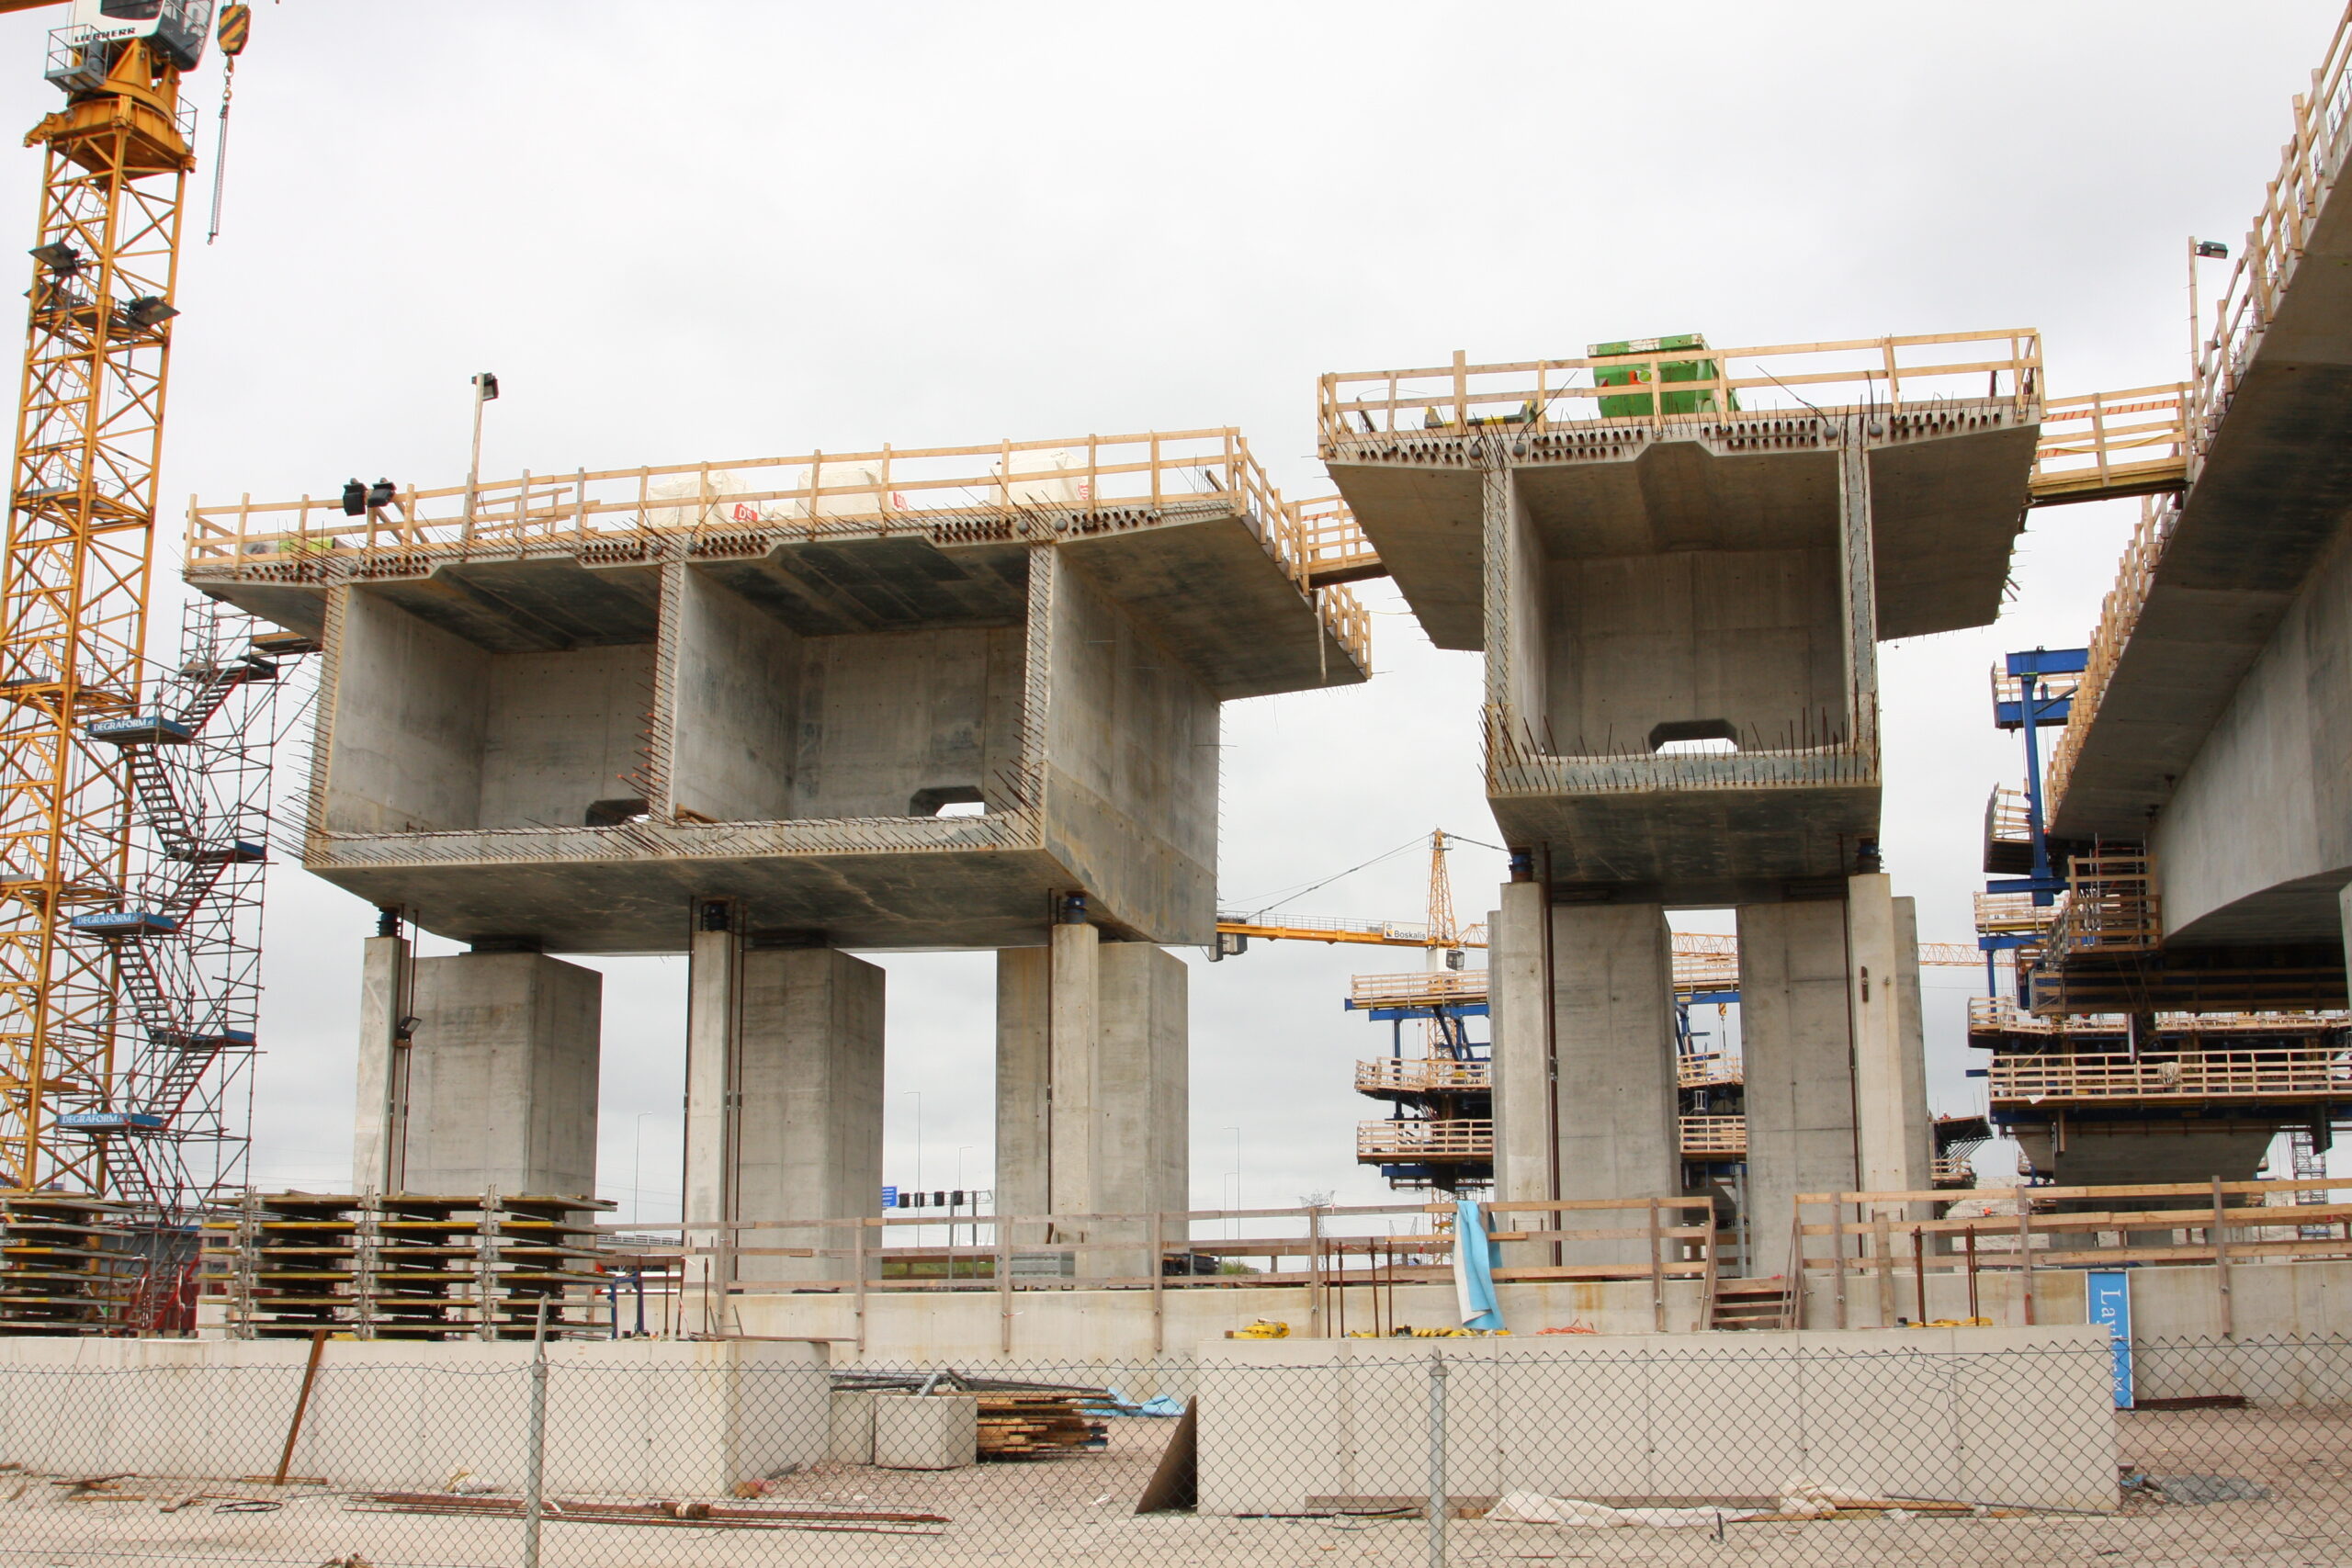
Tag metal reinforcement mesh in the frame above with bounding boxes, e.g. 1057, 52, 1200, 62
2, 1334, 2350, 1565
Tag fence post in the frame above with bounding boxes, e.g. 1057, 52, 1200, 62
2211, 1175, 2235, 1339
523, 1299, 548, 1568
1426, 1349, 1450, 1568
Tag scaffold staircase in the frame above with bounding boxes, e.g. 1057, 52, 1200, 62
61, 604, 313, 1239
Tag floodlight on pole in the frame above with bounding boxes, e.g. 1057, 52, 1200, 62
463, 371, 499, 544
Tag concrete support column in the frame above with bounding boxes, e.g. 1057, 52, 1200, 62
1550, 902, 1679, 1268
684, 924, 888, 1301
995, 925, 1188, 1280
682, 921, 740, 1320
1848, 874, 1929, 1208
395, 951, 600, 1199
1489, 883, 1552, 1269
350, 931, 412, 1196
1738, 898, 1857, 1278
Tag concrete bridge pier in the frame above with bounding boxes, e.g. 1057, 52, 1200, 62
996, 919, 1189, 1281
681, 910, 886, 1303
1738, 874, 1930, 1273
351, 944, 602, 1201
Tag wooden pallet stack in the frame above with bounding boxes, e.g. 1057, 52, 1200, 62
0, 1194, 134, 1334
202, 1191, 613, 1339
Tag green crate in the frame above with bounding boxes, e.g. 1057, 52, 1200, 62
1589, 333, 1734, 418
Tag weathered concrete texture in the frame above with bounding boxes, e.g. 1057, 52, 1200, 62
349, 933, 409, 1195
1329, 408, 2033, 653
996, 927, 1188, 1269
1480, 434, 1883, 900
304, 547, 1226, 953
364, 951, 601, 1199
684, 939, 886, 1287
1849, 875, 1930, 1204
323, 587, 650, 835
2148, 519, 2352, 944
1487, 885, 1550, 1269
1196, 1327, 2117, 1517
0, 1337, 830, 1495
2052, 153, 2352, 845
1549, 903, 1679, 1266
1738, 898, 1858, 1265
2012, 1122, 2276, 1186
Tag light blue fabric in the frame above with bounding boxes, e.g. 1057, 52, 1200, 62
1453, 1198, 1505, 1331
1102, 1386, 1188, 1417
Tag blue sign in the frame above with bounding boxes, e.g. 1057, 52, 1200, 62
2086, 1269, 2134, 1408
880, 1185, 898, 1212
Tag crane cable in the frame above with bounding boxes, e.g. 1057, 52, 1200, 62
205, 5, 252, 245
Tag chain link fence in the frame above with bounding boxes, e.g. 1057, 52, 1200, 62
1, 1331, 2348, 1565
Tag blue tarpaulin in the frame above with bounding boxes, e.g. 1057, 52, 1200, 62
1453, 1198, 1505, 1331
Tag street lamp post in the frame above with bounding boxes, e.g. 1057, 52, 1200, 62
461, 370, 498, 543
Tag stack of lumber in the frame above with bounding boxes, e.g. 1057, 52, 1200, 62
975, 1390, 1106, 1458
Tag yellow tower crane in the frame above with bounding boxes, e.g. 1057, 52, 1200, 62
0, 0, 243, 1194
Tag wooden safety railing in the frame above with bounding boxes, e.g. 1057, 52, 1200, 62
1969, 995, 2349, 1038
2045, 495, 2178, 814
1318, 331, 2042, 447
1678, 1052, 1744, 1089
1356, 1119, 1493, 1161
2027, 385, 2191, 505
1354, 1057, 1490, 1095
2188, 7, 2352, 471
2048, 10, 2352, 815
1796, 1176, 2352, 1334
1295, 494, 1382, 585
1679, 1114, 1747, 1157
1930, 1155, 1975, 1188
2044, 849, 2162, 956
1988, 1048, 2352, 1104
469, 1193, 1726, 1348
1347, 970, 1488, 1010
184, 428, 1373, 671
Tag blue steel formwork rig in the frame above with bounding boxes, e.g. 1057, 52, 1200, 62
0, 600, 314, 1332
1973, 645, 2352, 1189
1345, 966, 1492, 1192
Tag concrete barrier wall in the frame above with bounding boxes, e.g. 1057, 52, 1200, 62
1196, 1328, 2119, 1515
730, 1277, 1713, 1365
0, 1338, 830, 1495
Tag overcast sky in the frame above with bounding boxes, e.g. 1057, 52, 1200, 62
5, 1, 2337, 1224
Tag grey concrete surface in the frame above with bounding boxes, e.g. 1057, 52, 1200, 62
1479, 426, 1883, 897
1488, 884, 1550, 1269
223, 491, 1354, 953
1738, 897, 1860, 1265
1548, 902, 1679, 1266
364, 950, 601, 1200
1329, 405, 2034, 653
2148, 519, 2352, 945
683, 939, 885, 1287
996, 926, 1189, 1273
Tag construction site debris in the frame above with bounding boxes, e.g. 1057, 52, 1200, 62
2145, 1474, 2273, 1506
346, 1492, 945, 1534
1225, 1318, 1290, 1338
835, 1370, 1113, 1459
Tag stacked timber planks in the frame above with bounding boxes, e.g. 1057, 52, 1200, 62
975, 1390, 1108, 1458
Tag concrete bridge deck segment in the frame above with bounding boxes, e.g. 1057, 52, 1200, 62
2034, 14, 2352, 954
187, 430, 1367, 953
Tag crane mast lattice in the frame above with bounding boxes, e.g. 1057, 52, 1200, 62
0, 6, 203, 1197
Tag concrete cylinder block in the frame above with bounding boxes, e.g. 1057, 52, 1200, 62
873, 1393, 978, 1471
